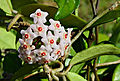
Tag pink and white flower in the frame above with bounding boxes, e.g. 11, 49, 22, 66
18, 9, 73, 64
30, 9, 48, 24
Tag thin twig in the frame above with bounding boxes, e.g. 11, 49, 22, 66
96, 60, 120, 67
56, 64, 72, 76
87, 64, 90, 81
7, 14, 22, 31
90, 0, 100, 81
84, 59, 120, 69
71, 1, 120, 44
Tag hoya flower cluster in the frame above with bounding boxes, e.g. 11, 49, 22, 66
18, 9, 73, 64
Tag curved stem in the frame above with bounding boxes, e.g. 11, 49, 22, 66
56, 64, 72, 76
52, 61, 64, 72
62, 76, 67, 81
7, 14, 22, 31
51, 71, 59, 81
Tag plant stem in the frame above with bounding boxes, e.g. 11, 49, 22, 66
87, 64, 90, 81
7, 14, 22, 31
96, 59, 120, 67
71, 7, 109, 44
84, 59, 120, 69
56, 64, 72, 76
90, 0, 100, 81
62, 76, 67, 81
71, 1, 119, 44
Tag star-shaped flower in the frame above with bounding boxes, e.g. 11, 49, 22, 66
34, 45, 51, 64
20, 27, 37, 45
47, 31, 59, 48
49, 19, 62, 34
19, 39, 35, 54
30, 9, 48, 24
30, 23, 48, 37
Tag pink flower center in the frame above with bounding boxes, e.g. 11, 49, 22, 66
50, 39, 54, 44
27, 57, 31, 61
65, 34, 67, 39
38, 27, 43, 32
37, 12, 41, 16
23, 45, 27, 49
56, 23, 60, 28
41, 52, 46, 56
44, 60, 49, 63
65, 45, 69, 50
57, 50, 60, 55
25, 34, 29, 39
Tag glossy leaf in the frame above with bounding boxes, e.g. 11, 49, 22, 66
70, 63, 85, 73
112, 64, 120, 81
11, 0, 36, 10
98, 33, 109, 43
72, 36, 86, 53
0, 28, 16, 49
91, 11, 120, 27
97, 55, 120, 75
3, 50, 22, 73
70, 47, 76, 56
23, 73, 48, 81
54, 0, 80, 20
100, 55, 120, 63
109, 22, 120, 44
91, 2, 120, 27
70, 44, 120, 65
11, 64, 40, 81
0, 0, 13, 14
18, 4, 86, 29
66, 72, 87, 81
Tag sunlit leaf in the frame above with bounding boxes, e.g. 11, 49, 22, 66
70, 44, 120, 65
98, 33, 109, 43
0, 0, 13, 14
112, 64, 120, 81
70, 63, 85, 73
66, 72, 87, 81
0, 28, 16, 49
54, 0, 80, 20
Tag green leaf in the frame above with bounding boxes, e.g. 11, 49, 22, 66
70, 44, 120, 65
109, 22, 120, 44
66, 72, 87, 81
23, 73, 48, 81
11, 64, 40, 81
112, 64, 120, 81
0, 28, 16, 49
18, 4, 86, 29
91, 2, 120, 27
72, 35, 86, 53
91, 10, 120, 27
98, 33, 109, 43
11, 0, 36, 10
97, 55, 120, 75
70, 63, 85, 73
0, 0, 13, 14
70, 47, 76, 56
99, 55, 120, 63
54, 0, 80, 20
3, 50, 22, 73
